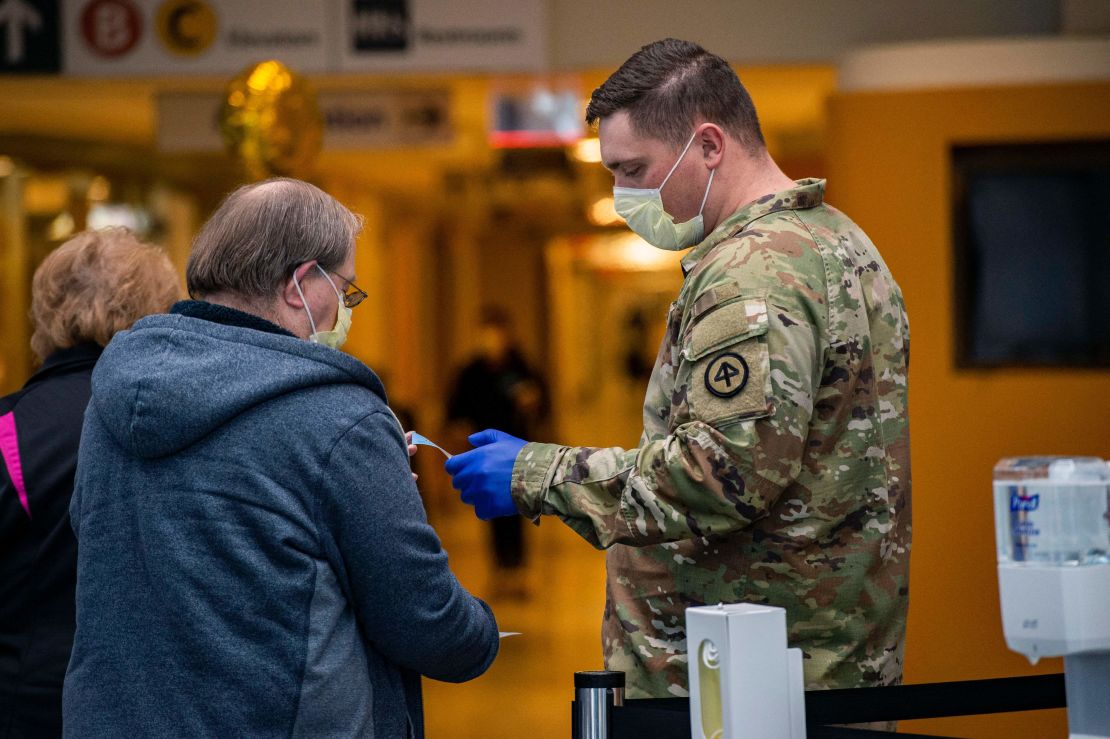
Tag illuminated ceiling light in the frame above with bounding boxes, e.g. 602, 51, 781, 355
87, 175, 111, 202
48, 212, 75, 241
570, 137, 602, 163
0, 156, 14, 177
587, 195, 622, 226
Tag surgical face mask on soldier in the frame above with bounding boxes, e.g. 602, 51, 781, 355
292, 265, 352, 350
612, 130, 716, 251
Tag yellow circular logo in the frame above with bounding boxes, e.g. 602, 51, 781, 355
156, 0, 217, 57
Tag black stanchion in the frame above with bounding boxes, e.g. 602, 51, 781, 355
572, 671, 625, 739
571, 673, 1067, 739
805, 673, 1067, 725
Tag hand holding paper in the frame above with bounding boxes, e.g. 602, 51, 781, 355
443, 429, 527, 520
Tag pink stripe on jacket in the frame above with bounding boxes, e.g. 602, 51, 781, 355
0, 411, 30, 518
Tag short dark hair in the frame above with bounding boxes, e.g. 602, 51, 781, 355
585, 38, 765, 151
186, 178, 362, 299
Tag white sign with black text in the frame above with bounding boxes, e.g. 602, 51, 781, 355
337, 0, 545, 73
60, 0, 546, 77
63, 0, 332, 76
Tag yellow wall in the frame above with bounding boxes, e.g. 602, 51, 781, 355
827, 82, 1110, 738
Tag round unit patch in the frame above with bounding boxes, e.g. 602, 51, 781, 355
704, 352, 749, 399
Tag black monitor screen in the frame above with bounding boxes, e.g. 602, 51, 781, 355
952, 141, 1110, 368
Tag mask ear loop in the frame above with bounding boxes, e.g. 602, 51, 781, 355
698, 168, 716, 215
658, 130, 701, 193
291, 269, 319, 337
315, 264, 344, 303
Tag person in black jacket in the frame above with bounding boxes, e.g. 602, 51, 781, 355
446, 306, 548, 594
0, 228, 179, 738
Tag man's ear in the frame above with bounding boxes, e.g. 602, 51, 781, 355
281, 261, 317, 309
697, 123, 726, 169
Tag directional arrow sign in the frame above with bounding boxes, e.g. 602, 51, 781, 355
0, 0, 41, 63
0, 0, 59, 73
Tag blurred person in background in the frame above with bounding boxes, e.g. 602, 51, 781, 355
445, 306, 547, 597
63, 178, 498, 738
446, 38, 911, 710
0, 228, 179, 738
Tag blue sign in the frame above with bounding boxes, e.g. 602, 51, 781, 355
1010, 489, 1040, 512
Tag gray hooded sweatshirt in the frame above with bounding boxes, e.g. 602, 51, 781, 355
63, 302, 498, 738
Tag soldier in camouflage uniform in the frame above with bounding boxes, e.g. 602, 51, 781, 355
445, 38, 911, 700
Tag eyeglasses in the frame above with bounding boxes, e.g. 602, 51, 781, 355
328, 270, 368, 309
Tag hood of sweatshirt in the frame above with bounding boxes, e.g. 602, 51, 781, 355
90, 313, 387, 459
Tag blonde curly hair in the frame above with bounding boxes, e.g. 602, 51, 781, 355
30, 228, 180, 361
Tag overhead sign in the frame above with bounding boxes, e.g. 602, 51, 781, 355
322, 90, 452, 148
53, 0, 545, 76
0, 0, 60, 73
337, 0, 546, 73
63, 0, 331, 75
489, 87, 583, 148
156, 89, 453, 153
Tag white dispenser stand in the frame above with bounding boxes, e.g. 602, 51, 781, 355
995, 457, 1110, 739
686, 603, 806, 739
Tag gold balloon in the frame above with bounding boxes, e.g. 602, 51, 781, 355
219, 60, 323, 180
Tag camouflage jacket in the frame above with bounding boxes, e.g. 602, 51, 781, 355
511, 179, 911, 698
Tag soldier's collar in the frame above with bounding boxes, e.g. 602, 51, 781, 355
680, 178, 827, 275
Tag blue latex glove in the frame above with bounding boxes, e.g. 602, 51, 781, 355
444, 429, 527, 520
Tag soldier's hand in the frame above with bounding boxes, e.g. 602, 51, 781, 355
444, 429, 526, 519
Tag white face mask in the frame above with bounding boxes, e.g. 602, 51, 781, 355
292, 265, 352, 350
612, 130, 715, 251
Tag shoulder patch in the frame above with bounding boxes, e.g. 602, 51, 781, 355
704, 353, 749, 398
680, 294, 773, 427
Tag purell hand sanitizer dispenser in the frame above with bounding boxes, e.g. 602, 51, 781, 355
995, 457, 1110, 739
686, 603, 806, 739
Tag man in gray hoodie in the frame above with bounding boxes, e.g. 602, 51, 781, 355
64, 178, 498, 738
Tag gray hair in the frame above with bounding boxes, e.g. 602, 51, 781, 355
186, 178, 362, 299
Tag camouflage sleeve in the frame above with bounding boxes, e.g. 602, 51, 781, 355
511, 221, 828, 549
